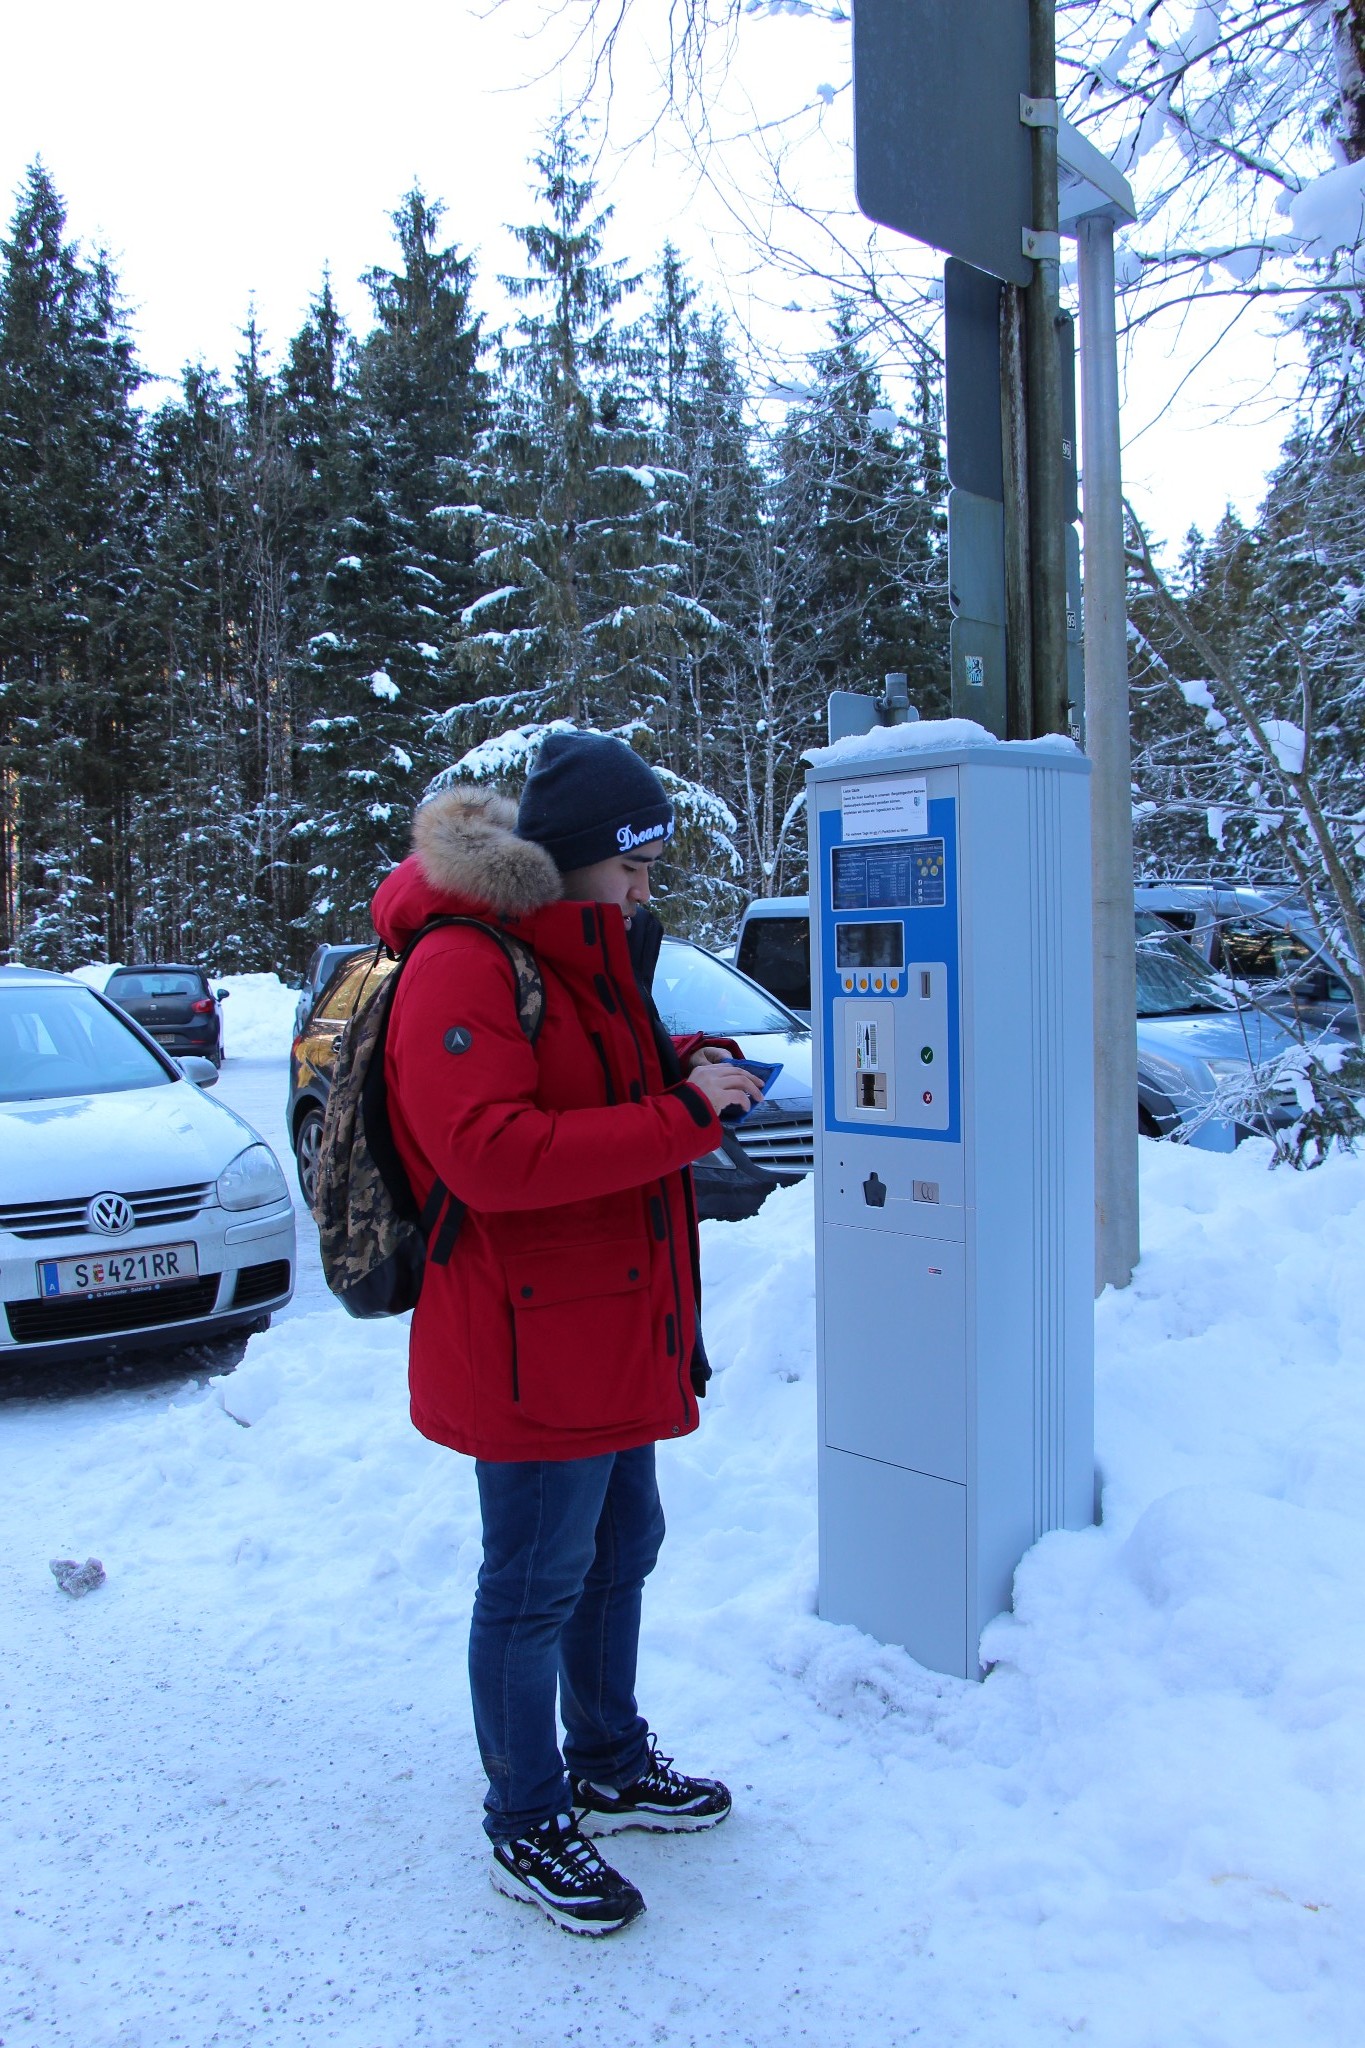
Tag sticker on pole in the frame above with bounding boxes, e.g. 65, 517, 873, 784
841, 777, 928, 840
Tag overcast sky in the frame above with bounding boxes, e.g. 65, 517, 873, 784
5, 0, 1289, 549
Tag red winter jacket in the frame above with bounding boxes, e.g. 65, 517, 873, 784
370, 788, 726, 1462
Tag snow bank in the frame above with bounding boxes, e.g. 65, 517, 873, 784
6, 1142, 1365, 2044
216, 973, 300, 1057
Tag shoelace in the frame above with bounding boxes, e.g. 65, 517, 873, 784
522, 1820, 610, 1893
635, 1738, 689, 1798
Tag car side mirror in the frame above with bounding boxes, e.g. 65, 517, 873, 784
177, 1055, 219, 1088
216, 987, 230, 999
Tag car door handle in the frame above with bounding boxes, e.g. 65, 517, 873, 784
330, 1034, 344, 1054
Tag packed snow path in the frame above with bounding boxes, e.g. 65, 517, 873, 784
3, 978, 1363, 2046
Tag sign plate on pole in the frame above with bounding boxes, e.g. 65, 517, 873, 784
852, 0, 1033, 287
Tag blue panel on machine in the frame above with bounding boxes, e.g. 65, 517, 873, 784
819, 798, 961, 1144
833, 839, 947, 910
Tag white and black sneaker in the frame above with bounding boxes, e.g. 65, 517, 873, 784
574, 1737, 732, 1836
490, 1815, 646, 1936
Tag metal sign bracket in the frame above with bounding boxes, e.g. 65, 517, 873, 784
1022, 227, 1062, 262
1019, 94, 1058, 129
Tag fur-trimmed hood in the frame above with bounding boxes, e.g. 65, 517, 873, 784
371, 788, 562, 950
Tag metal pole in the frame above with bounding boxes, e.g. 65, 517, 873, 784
1078, 210, 1139, 1292
1025, 0, 1069, 737
999, 284, 1033, 740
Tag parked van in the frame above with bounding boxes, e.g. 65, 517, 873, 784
734, 896, 811, 1022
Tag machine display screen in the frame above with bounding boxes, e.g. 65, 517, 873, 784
832, 838, 947, 911
835, 922, 904, 971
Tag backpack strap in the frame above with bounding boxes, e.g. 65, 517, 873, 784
376, 912, 546, 1267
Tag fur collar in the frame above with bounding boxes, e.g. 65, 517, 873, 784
412, 787, 563, 917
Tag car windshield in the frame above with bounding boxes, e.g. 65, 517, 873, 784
1134, 927, 1229, 1017
106, 971, 203, 999
0, 985, 174, 1101
654, 940, 803, 1036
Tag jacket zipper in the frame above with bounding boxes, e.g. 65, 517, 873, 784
589, 1030, 618, 1104
598, 929, 690, 1425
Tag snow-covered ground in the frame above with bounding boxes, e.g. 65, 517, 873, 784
3, 977, 1363, 2046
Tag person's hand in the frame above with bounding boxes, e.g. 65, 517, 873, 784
686, 1044, 731, 1072
684, 1059, 765, 1120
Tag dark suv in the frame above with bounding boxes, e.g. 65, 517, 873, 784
287, 940, 813, 1222
104, 965, 228, 1068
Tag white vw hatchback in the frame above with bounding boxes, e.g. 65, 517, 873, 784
0, 965, 294, 1367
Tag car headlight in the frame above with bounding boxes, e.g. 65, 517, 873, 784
217, 1143, 290, 1211
1204, 1056, 1251, 1081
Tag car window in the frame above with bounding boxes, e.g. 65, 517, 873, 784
312, 952, 392, 1023
106, 971, 203, 1000
736, 916, 811, 1012
654, 941, 803, 1036
0, 986, 174, 1101
1135, 913, 1218, 977
1215, 919, 1347, 1000
1134, 934, 1228, 1017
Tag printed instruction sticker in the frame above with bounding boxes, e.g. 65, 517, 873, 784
840, 775, 928, 840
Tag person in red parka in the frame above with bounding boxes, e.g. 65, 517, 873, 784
370, 732, 763, 1937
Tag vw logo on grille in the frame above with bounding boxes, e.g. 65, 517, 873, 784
87, 1192, 135, 1236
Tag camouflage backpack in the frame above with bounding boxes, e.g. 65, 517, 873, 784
313, 916, 544, 1319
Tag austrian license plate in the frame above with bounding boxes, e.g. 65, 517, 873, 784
36, 1243, 200, 1299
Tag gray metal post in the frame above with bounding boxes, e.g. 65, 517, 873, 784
1078, 211, 1139, 1292
1025, 0, 1069, 738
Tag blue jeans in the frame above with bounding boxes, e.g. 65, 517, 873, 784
469, 1445, 666, 1843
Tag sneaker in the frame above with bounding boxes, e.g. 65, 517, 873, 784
574, 1736, 732, 1836
490, 1815, 645, 1936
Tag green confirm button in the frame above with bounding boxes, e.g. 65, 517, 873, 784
920, 1045, 934, 1064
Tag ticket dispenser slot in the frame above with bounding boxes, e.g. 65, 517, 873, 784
849, 1011, 893, 1116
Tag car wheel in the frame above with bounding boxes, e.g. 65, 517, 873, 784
296, 1107, 325, 1209
1138, 1105, 1162, 1140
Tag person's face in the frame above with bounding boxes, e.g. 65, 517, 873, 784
559, 844, 666, 925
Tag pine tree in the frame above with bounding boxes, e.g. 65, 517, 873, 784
0, 164, 146, 965
299, 191, 487, 936
451, 128, 702, 743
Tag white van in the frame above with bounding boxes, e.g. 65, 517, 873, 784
733, 896, 811, 1023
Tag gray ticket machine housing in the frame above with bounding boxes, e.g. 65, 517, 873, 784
807, 733, 1095, 1680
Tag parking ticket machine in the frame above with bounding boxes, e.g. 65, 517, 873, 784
807, 729, 1095, 1679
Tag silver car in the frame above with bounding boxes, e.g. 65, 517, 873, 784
729, 896, 1334, 1150
1, 965, 295, 1367
1133, 915, 1339, 1149
1135, 881, 1358, 1042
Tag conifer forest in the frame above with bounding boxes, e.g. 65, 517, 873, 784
0, 137, 951, 970
2, 117, 1362, 975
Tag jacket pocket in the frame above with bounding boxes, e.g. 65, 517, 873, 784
504, 1239, 653, 1431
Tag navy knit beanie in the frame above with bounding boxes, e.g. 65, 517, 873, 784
516, 732, 674, 873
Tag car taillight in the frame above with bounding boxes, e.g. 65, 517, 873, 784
191, 997, 215, 1014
